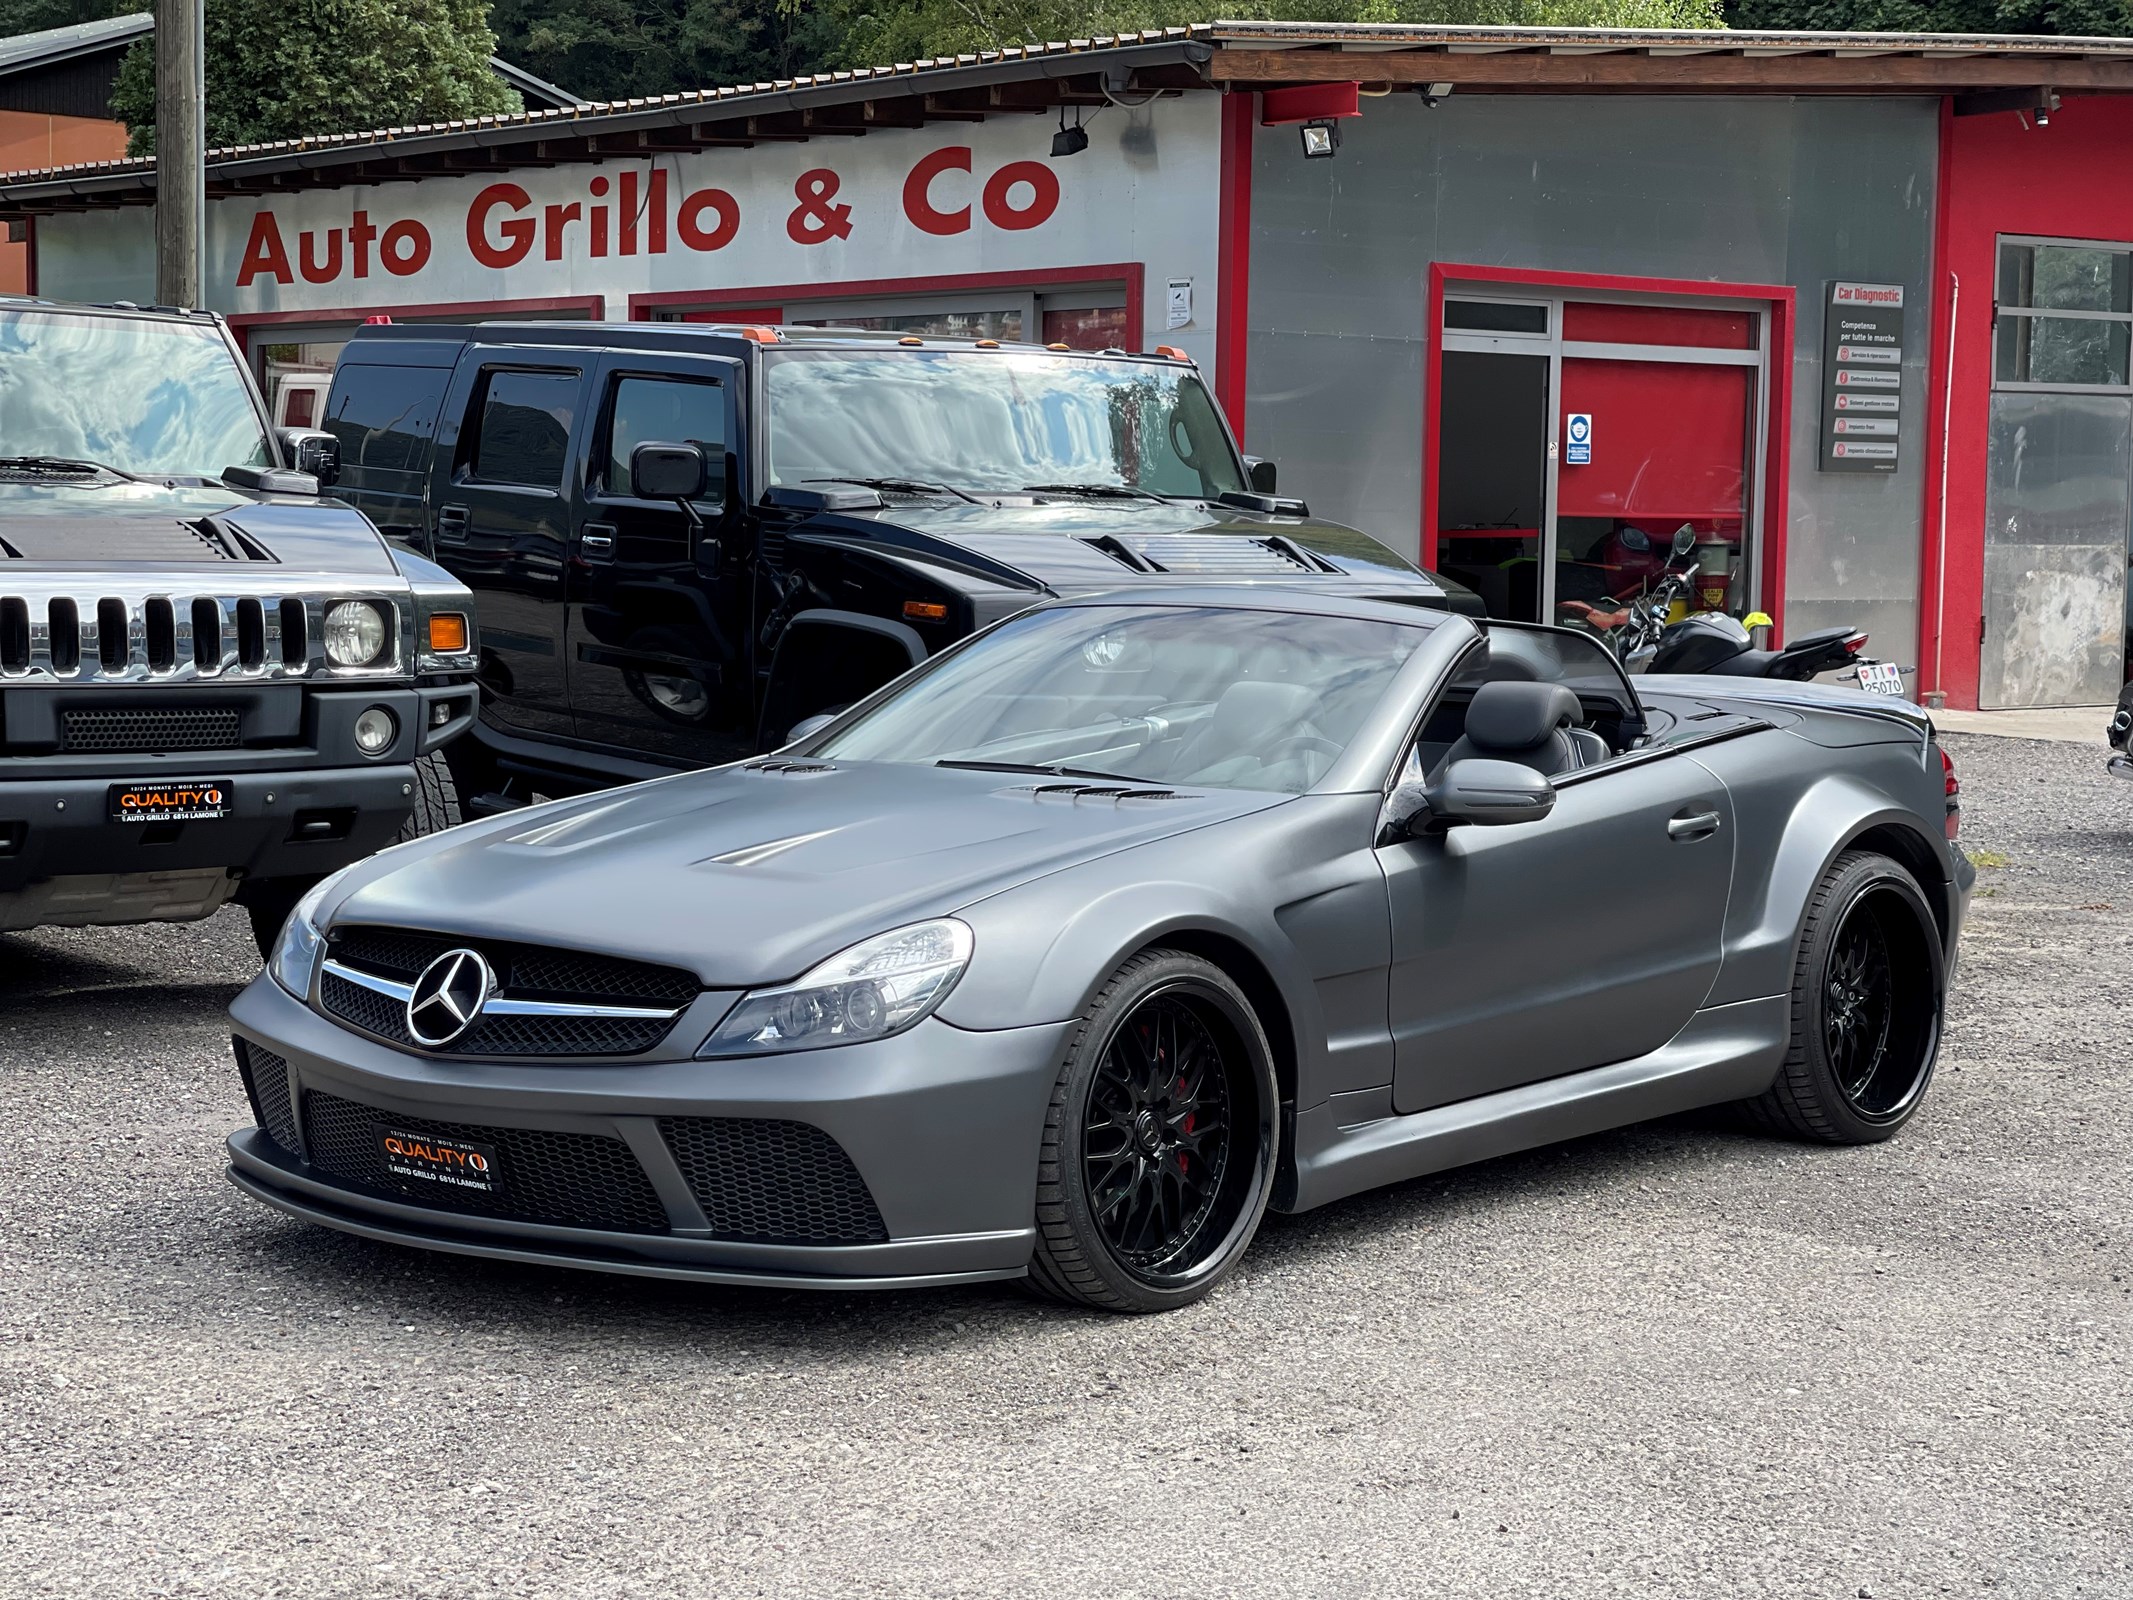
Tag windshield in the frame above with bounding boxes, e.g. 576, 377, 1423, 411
814, 604, 1433, 794
0, 311, 270, 478
765, 349, 1247, 499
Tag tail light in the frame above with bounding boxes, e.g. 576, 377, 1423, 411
1843, 631, 1870, 656
1940, 744, 1960, 840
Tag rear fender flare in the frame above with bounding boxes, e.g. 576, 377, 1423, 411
1717, 770, 1949, 1003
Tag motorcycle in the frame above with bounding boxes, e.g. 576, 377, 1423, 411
2109, 682, 2132, 780
1559, 525, 1900, 691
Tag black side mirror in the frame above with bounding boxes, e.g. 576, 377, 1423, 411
277, 427, 340, 487
1244, 456, 1279, 495
631, 441, 708, 502
1670, 523, 1697, 557
1407, 758, 1557, 833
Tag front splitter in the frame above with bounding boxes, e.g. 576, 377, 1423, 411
226, 1166, 1030, 1293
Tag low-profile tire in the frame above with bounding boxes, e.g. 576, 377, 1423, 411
1738, 849, 1946, 1144
1026, 949, 1279, 1314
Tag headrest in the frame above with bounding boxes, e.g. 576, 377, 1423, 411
1462, 681, 1582, 752
1207, 678, 1317, 736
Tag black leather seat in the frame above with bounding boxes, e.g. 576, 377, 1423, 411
1437, 681, 1607, 778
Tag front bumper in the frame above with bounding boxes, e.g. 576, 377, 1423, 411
227, 975, 1072, 1288
0, 762, 420, 910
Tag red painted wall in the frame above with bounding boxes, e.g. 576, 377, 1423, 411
1930, 95, 2133, 709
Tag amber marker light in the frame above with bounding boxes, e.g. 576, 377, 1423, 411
902, 601, 949, 622
428, 613, 470, 653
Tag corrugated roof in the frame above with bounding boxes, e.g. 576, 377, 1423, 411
0, 11, 150, 78
2, 20, 2128, 205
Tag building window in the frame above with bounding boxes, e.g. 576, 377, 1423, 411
1995, 238, 2133, 390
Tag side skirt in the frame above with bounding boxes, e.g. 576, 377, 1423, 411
1279, 995, 1789, 1214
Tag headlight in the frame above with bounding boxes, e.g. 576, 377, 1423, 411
324, 600, 390, 667
266, 871, 345, 998
697, 919, 973, 1057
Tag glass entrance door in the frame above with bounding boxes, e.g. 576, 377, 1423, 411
1435, 287, 1770, 628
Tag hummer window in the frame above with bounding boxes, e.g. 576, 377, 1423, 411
763, 349, 1247, 501
602, 377, 725, 496
0, 309, 269, 478
326, 363, 449, 474
470, 369, 577, 488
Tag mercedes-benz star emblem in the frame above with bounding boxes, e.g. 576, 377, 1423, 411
405, 948, 494, 1048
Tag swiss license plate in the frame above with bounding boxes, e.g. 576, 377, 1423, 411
380, 1128, 499, 1194
108, 779, 233, 823
1855, 662, 1906, 697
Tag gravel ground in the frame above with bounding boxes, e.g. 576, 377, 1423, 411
2, 732, 2128, 1599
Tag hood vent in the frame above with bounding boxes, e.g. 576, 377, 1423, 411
742, 758, 837, 777
1085, 533, 1333, 576
0, 513, 271, 564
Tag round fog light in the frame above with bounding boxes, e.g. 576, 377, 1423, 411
353, 707, 397, 755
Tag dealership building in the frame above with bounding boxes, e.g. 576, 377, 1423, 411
4, 20, 2133, 711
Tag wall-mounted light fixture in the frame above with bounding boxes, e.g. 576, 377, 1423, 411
1416, 81, 1455, 109
1300, 120, 1341, 159
1051, 106, 1090, 158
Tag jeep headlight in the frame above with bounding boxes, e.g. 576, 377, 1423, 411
266, 870, 346, 997
324, 600, 390, 667
698, 919, 973, 1057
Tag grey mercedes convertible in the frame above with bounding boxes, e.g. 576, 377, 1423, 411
227, 590, 1971, 1313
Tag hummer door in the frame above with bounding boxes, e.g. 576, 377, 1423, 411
566, 352, 749, 764
431, 349, 589, 738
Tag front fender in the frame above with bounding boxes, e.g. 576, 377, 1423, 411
936, 794, 1391, 1108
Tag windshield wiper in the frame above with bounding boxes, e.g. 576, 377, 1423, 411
1021, 481, 1167, 503
0, 455, 138, 480
802, 475, 981, 505
936, 758, 1157, 785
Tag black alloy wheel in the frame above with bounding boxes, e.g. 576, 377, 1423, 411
1028, 950, 1278, 1312
1740, 849, 1944, 1144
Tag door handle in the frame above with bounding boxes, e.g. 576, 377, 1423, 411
579, 523, 617, 563
1667, 810, 1723, 842
436, 504, 470, 542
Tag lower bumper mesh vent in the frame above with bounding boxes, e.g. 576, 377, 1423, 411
62, 706, 241, 753
657, 1118, 887, 1244
234, 1038, 301, 1157
300, 1092, 671, 1234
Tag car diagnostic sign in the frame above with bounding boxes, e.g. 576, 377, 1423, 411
1821, 281, 1905, 473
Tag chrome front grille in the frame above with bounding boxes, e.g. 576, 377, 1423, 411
0, 579, 404, 684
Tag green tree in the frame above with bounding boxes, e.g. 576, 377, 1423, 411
1723, 0, 2133, 29
487, 0, 840, 105
829, 0, 1725, 68
108, 0, 519, 154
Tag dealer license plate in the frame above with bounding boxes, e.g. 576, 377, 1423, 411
379, 1128, 499, 1194
1855, 662, 1906, 697
108, 779, 233, 823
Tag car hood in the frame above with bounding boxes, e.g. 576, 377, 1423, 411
323, 761, 1285, 988
0, 477, 398, 574
846, 499, 1440, 592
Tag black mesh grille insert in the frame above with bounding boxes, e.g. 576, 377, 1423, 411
321, 927, 698, 1058
233, 1038, 301, 1156
319, 971, 679, 1057
60, 706, 241, 753
300, 1091, 671, 1233
657, 1118, 888, 1244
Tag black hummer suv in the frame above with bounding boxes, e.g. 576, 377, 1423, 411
0, 298, 480, 953
323, 321, 1477, 805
